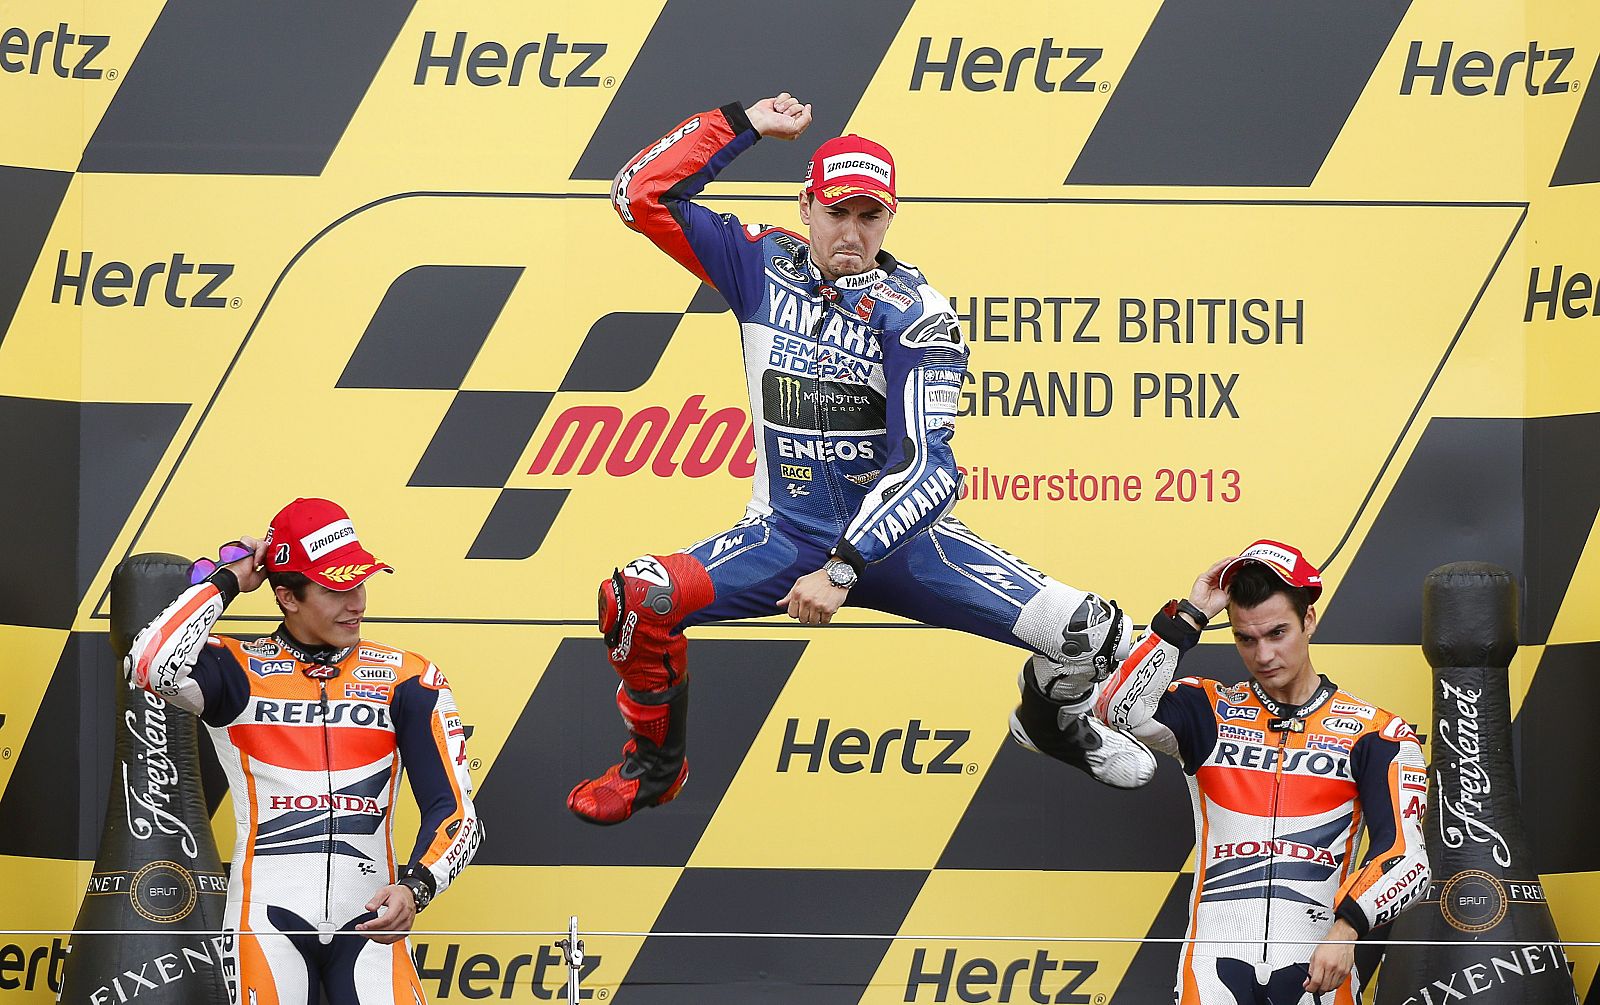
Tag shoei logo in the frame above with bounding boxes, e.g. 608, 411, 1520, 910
526, 396, 756, 479
904, 948, 1099, 1003
301, 519, 356, 559
776, 718, 970, 775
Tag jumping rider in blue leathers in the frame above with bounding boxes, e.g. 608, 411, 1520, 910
568, 93, 1155, 825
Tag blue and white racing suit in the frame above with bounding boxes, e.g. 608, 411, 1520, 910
568, 102, 1137, 825
614, 101, 1109, 654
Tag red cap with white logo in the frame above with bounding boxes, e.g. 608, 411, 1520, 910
264, 498, 393, 592
1218, 540, 1323, 603
804, 135, 897, 213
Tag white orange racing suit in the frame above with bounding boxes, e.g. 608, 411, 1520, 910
1097, 603, 1430, 1005
127, 571, 481, 1005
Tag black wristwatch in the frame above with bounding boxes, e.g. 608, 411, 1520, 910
823, 557, 858, 590
1176, 599, 1210, 629
397, 865, 435, 913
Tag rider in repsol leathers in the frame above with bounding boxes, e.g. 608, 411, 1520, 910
127, 498, 481, 1005
1095, 541, 1429, 1004
568, 92, 1155, 825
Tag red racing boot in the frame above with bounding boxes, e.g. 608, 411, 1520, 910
568, 682, 690, 825
567, 554, 712, 825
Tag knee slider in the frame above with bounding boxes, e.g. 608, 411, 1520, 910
1014, 585, 1131, 683
597, 554, 714, 689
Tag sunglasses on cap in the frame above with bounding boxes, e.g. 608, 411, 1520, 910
188, 541, 254, 586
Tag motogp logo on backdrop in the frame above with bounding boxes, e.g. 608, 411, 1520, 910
526, 395, 756, 479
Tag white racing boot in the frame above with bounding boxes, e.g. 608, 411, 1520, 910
1008, 667, 1157, 789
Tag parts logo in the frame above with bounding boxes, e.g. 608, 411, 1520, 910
414, 31, 606, 87
0, 22, 109, 78
909, 37, 1104, 93
776, 718, 969, 775
526, 395, 755, 478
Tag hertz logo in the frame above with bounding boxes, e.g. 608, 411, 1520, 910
0, 23, 109, 78
414, 31, 606, 87
52, 251, 233, 308
1400, 41, 1576, 96
776, 718, 969, 774
910, 37, 1103, 93
414, 943, 601, 1001
905, 949, 1098, 1003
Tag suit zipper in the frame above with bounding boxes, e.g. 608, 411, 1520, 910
810, 283, 847, 528
1262, 724, 1290, 962
319, 680, 335, 931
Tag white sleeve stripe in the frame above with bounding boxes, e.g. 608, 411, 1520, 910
845, 368, 936, 540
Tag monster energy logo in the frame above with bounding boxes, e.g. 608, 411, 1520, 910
776, 374, 804, 423
761, 369, 887, 431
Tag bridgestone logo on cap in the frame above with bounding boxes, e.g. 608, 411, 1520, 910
822, 153, 891, 184
1242, 543, 1297, 569
302, 519, 356, 560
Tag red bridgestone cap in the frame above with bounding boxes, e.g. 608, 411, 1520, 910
264, 498, 393, 592
1218, 540, 1323, 604
804, 134, 897, 212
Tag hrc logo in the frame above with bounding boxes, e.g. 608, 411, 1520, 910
344, 683, 391, 702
